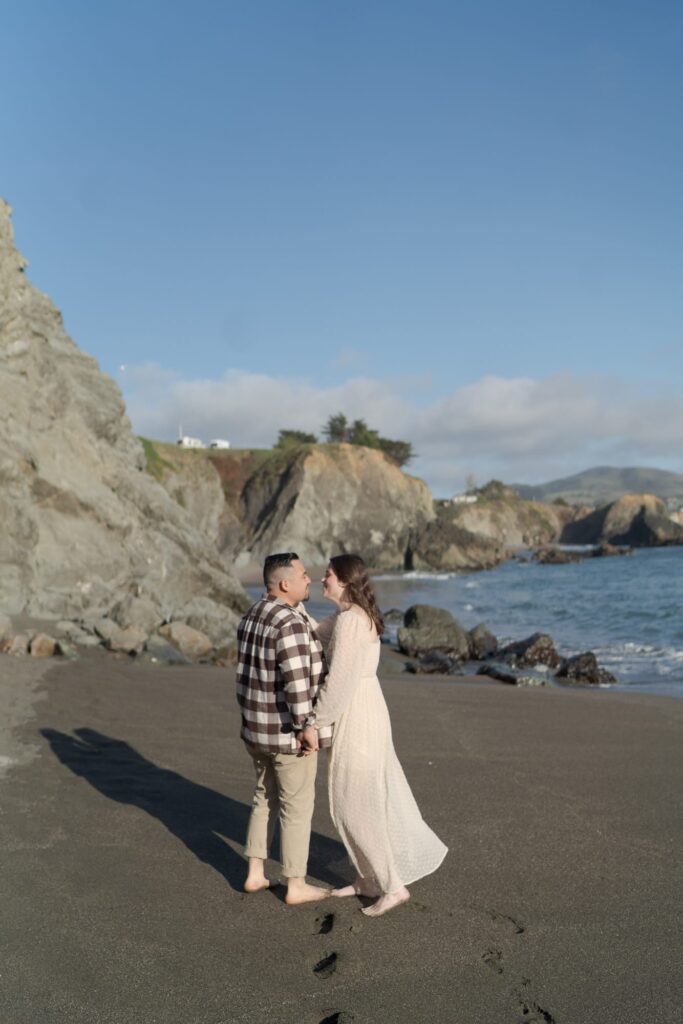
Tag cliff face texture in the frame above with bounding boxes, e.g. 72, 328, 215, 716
238, 443, 435, 569
561, 494, 683, 546
449, 497, 577, 549
0, 200, 248, 636
408, 493, 578, 570
149, 443, 436, 570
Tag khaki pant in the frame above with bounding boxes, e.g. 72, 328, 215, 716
244, 746, 318, 878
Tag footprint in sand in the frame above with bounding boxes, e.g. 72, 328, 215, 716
319, 1013, 355, 1024
517, 996, 556, 1023
490, 910, 525, 935
313, 952, 338, 979
482, 947, 504, 974
314, 912, 335, 935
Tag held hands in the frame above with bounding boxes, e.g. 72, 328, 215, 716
298, 725, 319, 756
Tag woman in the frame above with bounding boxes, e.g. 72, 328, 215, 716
311, 554, 447, 917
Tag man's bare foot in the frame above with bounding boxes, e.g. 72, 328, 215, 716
331, 877, 379, 898
362, 887, 410, 917
243, 857, 273, 893
243, 877, 273, 893
284, 881, 331, 906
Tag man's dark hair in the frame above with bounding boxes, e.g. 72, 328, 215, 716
263, 551, 299, 588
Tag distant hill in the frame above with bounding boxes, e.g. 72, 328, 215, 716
513, 467, 683, 507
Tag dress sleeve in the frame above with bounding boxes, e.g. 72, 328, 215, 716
314, 609, 370, 728
311, 613, 338, 644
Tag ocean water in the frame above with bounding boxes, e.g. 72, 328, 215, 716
257, 546, 683, 699
366, 546, 683, 698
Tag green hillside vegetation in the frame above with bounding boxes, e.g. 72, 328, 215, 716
513, 466, 683, 507
140, 437, 173, 481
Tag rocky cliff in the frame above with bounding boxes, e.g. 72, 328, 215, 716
407, 488, 579, 570
560, 494, 683, 546
149, 442, 437, 570
444, 494, 576, 549
0, 200, 248, 639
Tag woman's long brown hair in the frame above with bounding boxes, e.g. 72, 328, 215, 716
329, 553, 384, 636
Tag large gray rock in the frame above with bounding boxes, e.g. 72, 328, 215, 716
105, 625, 148, 655
467, 623, 498, 660
397, 604, 469, 659
556, 652, 616, 686
0, 200, 249, 639
498, 633, 561, 670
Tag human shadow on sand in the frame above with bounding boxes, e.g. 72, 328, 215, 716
41, 727, 348, 892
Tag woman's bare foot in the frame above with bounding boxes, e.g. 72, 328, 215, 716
285, 879, 331, 906
362, 886, 410, 917
331, 877, 379, 898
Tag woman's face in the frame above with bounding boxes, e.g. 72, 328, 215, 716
321, 564, 346, 603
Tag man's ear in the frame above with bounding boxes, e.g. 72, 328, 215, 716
279, 576, 290, 594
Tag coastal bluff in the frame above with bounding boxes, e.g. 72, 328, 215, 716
147, 444, 575, 572
148, 441, 439, 570
0, 199, 248, 639
145, 446, 683, 575
560, 493, 683, 546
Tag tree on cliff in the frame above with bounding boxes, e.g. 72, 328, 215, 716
376, 438, 413, 468
275, 429, 318, 448
322, 413, 350, 442
321, 413, 414, 467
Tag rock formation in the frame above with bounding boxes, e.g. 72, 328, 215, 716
0, 199, 248, 640
238, 443, 435, 568
561, 494, 683, 547
151, 441, 437, 570
443, 488, 577, 550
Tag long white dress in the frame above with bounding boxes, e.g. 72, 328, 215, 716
313, 606, 448, 895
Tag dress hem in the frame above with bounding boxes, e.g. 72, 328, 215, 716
396, 845, 449, 891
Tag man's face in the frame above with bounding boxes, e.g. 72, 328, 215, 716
284, 559, 311, 604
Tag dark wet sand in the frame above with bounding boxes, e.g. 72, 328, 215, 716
1, 649, 682, 1024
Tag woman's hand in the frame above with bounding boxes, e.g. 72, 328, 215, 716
299, 725, 319, 755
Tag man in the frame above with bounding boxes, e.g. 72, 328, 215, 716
236, 551, 333, 905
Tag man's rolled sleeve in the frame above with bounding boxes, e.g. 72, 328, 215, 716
276, 622, 316, 728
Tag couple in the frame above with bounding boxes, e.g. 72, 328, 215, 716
235, 551, 447, 916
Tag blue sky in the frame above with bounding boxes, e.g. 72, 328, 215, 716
2, 1, 682, 494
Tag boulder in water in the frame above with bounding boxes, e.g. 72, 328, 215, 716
498, 632, 562, 670
467, 623, 498, 659
556, 652, 616, 685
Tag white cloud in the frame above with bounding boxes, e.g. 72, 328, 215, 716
120, 364, 683, 496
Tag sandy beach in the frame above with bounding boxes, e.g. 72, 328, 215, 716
1, 648, 682, 1024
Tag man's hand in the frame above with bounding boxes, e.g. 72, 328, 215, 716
299, 725, 319, 755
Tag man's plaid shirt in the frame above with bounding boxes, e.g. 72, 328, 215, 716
236, 596, 333, 753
